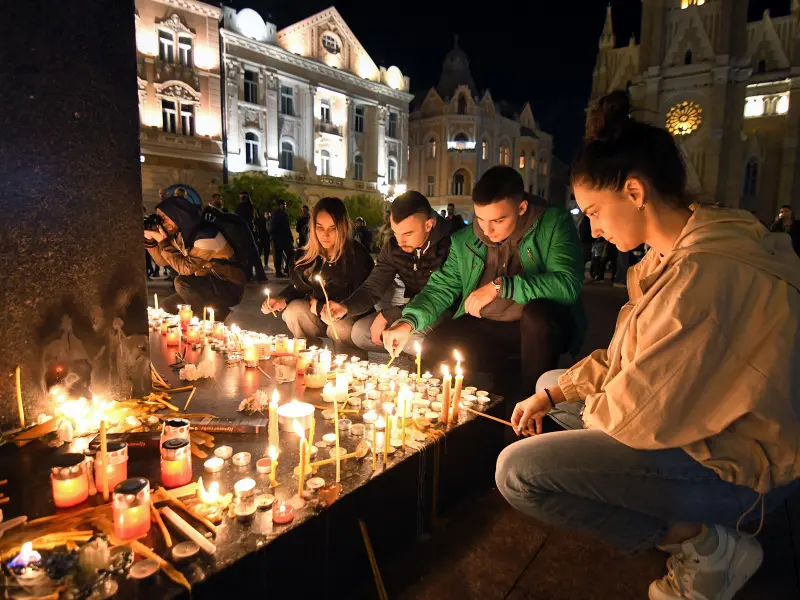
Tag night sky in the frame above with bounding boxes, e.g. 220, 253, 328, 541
233, 0, 790, 161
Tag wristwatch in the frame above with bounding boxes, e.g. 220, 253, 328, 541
493, 277, 503, 296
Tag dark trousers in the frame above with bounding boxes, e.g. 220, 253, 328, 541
145, 252, 159, 277
161, 275, 244, 322
273, 239, 294, 276
261, 243, 270, 271
422, 299, 573, 401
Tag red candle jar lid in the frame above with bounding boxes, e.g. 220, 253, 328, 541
51, 453, 86, 478
161, 438, 190, 459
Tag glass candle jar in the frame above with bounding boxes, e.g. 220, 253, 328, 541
161, 418, 190, 446
177, 304, 193, 331
51, 453, 89, 508
112, 478, 151, 540
274, 334, 289, 354
161, 438, 192, 488
212, 321, 225, 340
294, 338, 307, 353
274, 355, 297, 384
94, 440, 128, 492
305, 359, 328, 389
166, 325, 181, 347
243, 344, 258, 368
186, 324, 201, 344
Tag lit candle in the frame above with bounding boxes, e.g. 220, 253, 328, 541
100, 419, 109, 501
154, 293, 159, 311
293, 421, 307, 498
166, 326, 181, 347
94, 440, 128, 492
308, 412, 316, 464
243, 342, 258, 368
415, 342, 422, 385
112, 478, 151, 541
207, 307, 215, 331
186, 325, 201, 344
383, 406, 393, 464
452, 364, 464, 421
160, 439, 192, 488
264, 288, 278, 317
268, 389, 279, 451
313, 275, 339, 340
441, 365, 452, 425
319, 347, 332, 372
15, 365, 24, 429
178, 304, 193, 331
272, 500, 295, 524
268, 445, 278, 488
51, 453, 89, 508
212, 320, 225, 340
399, 387, 412, 452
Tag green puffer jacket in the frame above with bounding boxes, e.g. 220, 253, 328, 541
400, 205, 587, 355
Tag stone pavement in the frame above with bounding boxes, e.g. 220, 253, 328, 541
147, 276, 800, 600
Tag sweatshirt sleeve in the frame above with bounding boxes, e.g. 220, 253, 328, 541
581, 264, 749, 450
500, 209, 583, 306
557, 349, 611, 403
400, 242, 463, 331
277, 265, 308, 303
343, 242, 397, 316
348, 243, 375, 296
158, 238, 215, 276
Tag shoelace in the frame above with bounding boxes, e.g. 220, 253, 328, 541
665, 551, 701, 597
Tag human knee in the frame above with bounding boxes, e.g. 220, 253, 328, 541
522, 300, 557, 334
282, 299, 306, 327
495, 438, 556, 506
350, 316, 374, 350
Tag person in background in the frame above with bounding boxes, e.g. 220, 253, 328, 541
209, 193, 226, 211
383, 166, 585, 400
322, 191, 455, 355
255, 210, 271, 275
374, 210, 393, 252
496, 90, 800, 600
144, 195, 245, 321
770, 204, 800, 256
235, 191, 266, 281
446, 202, 467, 232
353, 217, 373, 254
270, 199, 294, 277
261, 197, 373, 354
158, 188, 169, 202
144, 204, 160, 279
175, 187, 188, 200
440, 209, 447, 217
296, 205, 310, 249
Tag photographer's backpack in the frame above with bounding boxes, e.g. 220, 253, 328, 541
202, 206, 263, 275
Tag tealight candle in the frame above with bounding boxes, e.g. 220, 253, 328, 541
130, 559, 160, 581
234, 478, 256, 499
255, 494, 274, 510
277, 400, 315, 432
112, 478, 151, 540
51, 453, 89, 508
306, 477, 325, 490
172, 541, 199, 562
272, 501, 294, 524
322, 433, 337, 444
204, 457, 224, 473
214, 446, 233, 460
256, 458, 273, 474
338, 418, 352, 432
161, 439, 192, 488
232, 452, 251, 467
212, 321, 225, 340
94, 441, 128, 492
350, 424, 365, 436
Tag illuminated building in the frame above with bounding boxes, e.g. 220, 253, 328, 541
407, 38, 554, 219
591, 1, 800, 217
135, 0, 224, 209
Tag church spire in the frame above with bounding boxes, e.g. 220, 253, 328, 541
599, 4, 615, 49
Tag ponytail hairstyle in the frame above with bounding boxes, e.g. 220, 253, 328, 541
296, 197, 351, 268
572, 90, 692, 208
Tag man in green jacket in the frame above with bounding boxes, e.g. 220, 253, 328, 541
383, 166, 585, 396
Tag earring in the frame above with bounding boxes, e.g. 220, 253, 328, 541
637, 204, 645, 211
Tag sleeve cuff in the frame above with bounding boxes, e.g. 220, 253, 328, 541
392, 317, 416, 331
501, 276, 515, 300
557, 370, 583, 403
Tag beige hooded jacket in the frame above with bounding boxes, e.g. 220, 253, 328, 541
558, 206, 800, 493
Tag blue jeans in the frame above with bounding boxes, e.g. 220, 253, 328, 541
495, 401, 797, 553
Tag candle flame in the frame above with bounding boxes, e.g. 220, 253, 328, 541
292, 420, 305, 439
198, 476, 221, 504
441, 364, 450, 377
264, 288, 270, 296
414, 341, 422, 355
270, 389, 279, 407
8, 542, 42, 569
269, 445, 278, 460
456, 364, 463, 377
314, 274, 323, 283
453, 349, 462, 363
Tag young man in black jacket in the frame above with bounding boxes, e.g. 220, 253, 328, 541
322, 191, 455, 354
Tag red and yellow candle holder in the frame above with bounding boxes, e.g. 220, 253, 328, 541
161, 438, 192, 488
177, 304, 193, 331
166, 325, 181, 347
112, 478, 151, 540
51, 453, 89, 508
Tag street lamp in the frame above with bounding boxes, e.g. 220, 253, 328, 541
393, 183, 406, 197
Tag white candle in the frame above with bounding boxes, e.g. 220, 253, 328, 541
154, 293, 159, 311
268, 389, 279, 450
161, 507, 216, 554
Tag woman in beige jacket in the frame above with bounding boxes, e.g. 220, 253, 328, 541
495, 91, 800, 600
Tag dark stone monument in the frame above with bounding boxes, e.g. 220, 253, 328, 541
0, 0, 148, 424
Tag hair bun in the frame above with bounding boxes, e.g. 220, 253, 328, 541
586, 90, 632, 140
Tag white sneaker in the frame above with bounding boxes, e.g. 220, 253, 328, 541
648, 525, 763, 600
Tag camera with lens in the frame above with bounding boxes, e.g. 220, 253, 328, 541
143, 213, 164, 232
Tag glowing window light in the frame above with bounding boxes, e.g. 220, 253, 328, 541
776, 94, 790, 115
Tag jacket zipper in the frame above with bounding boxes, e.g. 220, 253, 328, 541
527, 248, 536, 264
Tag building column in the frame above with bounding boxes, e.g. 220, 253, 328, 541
778, 76, 800, 211
399, 110, 408, 181
376, 104, 387, 181
224, 59, 241, 157
302, 84, 316, 175
342, 97, 351, 179
265, 72, 279, 174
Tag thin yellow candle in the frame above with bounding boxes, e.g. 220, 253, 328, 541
313, 275, 339, 340
268, 445, 278, 488
14, 366, 25, 429
202, 306, 207, 325
400, 388, 409, 452
293, 421, 306, 497
264, 288, 278, 317
268, 389, 279, 451
333, 384, 341, 483
383, 408, 392, 465
441, 365, 452, 425
372, 423, 377, 471
100, 419, 109, 501
452, 364, 464, 422
415, 342, 422, 384
308, 412, 315, 464
207, 307, 214, 329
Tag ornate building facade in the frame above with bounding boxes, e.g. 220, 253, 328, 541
591, 1, 800, 218
408, 40, 554, 217
220, 7, 413, 205
135, 0, 224, 210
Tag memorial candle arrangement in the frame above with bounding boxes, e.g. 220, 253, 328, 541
160, 438, 192, 488
51, 453, 90, 508
161, 418, 190, 445
112, 478, 151, 540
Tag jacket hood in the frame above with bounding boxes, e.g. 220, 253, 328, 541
427, 213, 452, 246
664, 206, 800, 293
157, 196, 204, 247
473, 193, 544, 248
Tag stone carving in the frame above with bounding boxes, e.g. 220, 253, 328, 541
156, 81, 201, 103
157, 13, 193, 35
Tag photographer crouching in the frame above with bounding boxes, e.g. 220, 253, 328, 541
144, 196, 245, 321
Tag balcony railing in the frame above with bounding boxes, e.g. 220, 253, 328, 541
154, 59, 200, 90
317, 175, 344, 187
315, 119, 342, 137
354, 181, 378, 191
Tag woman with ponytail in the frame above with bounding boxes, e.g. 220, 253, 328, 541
496, 90, 800, 600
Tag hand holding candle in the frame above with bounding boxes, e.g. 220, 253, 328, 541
263, 288, 278, 317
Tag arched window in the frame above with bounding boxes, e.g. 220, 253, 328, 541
457, 94, 467, 115
428, 138, 437, 158
354, 106, 365, 133
499, 145, 510, 165
519, 151, 526, 169
684, 49, 692, 65
539, 154, 549, 176
320, 149, 331, 176
742, 158, 758, 198
245, 132, 260, 165
481, 140, 488, 160
756, 60, 766, 74
353, 154, 364, 181
387, 157, 398, 184
279, 141, 294, 171
452, 171, 465, 195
